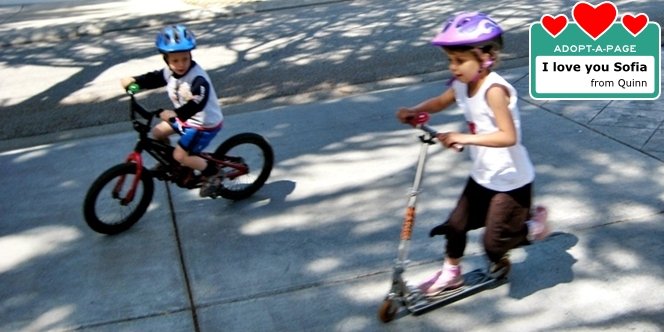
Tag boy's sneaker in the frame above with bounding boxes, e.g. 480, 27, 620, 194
527, 205, 550, 242
417, 263, 464, 296
489, 256, 511, 279
199, 168, 223, 197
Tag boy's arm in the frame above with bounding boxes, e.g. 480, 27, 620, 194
173, 76, 211, 121
397, 88, 455, 123
132, 69, 168, 90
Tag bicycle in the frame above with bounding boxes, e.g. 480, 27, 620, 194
83, 83, 274, 235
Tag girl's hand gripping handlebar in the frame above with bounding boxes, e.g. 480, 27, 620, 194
407, 112, 464, 152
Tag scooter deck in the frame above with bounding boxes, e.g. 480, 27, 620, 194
407, 269, 507, 315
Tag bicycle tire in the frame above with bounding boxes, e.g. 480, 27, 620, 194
83, 163, 154, 235
213, 133, 274, 200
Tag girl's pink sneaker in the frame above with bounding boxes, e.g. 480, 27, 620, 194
527, 205, 550, 241
417, 263, 464, 296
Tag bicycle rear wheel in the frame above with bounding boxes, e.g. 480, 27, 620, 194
213, 133, 274, 200
83, 163, 154, 235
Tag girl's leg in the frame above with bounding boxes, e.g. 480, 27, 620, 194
483, 184, 531, 263
444, 178, 489, 259
444, 195, 470, 260
417, 179, 477, 294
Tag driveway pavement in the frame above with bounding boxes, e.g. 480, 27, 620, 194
1, 65, 663, 331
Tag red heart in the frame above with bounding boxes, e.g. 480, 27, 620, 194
622, 13, 649, 36
572, 1, 617, 40
541, 14, 568, 37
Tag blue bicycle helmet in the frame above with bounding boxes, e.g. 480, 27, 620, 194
155, 25, 196, 53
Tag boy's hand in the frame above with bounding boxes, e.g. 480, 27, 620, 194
120, 77, 136, 90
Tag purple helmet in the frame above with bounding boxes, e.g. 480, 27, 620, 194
431, 12, 502, 47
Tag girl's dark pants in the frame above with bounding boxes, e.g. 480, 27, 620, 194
444, 177, 531, 263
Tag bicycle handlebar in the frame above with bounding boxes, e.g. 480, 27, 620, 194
127, 82, 141, 95
126, 83, 185, 136
407, 112, 464, 152
125, 83, 164, 122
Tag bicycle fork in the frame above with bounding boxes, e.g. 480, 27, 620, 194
113, 151, 144, 205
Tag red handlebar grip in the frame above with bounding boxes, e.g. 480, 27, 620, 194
407, 112, 430, 126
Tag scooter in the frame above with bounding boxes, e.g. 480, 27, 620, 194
378, 113, 508, 323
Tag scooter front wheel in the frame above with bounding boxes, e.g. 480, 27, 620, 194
378, 298, 400, 323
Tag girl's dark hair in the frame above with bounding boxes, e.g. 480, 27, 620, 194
442, 35, 503, 66
442, 35, 503, 53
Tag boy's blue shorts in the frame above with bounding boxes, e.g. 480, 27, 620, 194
174, 123, 222, 154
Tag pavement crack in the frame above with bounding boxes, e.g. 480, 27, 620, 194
165, 182, 201, 332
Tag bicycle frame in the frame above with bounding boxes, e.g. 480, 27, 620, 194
113, 91, 249, 204
115, 137, 171, 204
84, 84, 273, 235
111, 93, 153, 205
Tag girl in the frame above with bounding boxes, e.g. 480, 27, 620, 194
396, 12, 549, 296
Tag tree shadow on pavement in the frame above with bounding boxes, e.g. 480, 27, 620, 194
2, 1, 664, 331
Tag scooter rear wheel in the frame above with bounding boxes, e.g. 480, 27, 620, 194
378, 299, 399, 323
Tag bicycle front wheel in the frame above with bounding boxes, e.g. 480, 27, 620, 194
213, 133, 274, 201
83, 163, 154, 235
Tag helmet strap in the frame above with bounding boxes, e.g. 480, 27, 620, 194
472, 47, 494, 69
470, 47, 494, 83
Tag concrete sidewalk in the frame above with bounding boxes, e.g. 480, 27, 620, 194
1, 66, 663, 331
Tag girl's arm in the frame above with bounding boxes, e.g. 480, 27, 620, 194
397, 87, 455, 123
439, 84, 517, 148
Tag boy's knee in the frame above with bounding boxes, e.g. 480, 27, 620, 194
173, 147, 188, 163
152, 122, 173, 141
152, 128, 167, 140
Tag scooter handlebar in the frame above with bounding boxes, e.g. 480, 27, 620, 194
407, 112, 464, 152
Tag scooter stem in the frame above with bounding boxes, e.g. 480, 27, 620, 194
397, 138, 431, 263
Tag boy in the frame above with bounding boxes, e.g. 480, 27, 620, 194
121, 25, 224, 197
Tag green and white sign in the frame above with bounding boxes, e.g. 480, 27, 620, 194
529, 2, 661, 100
